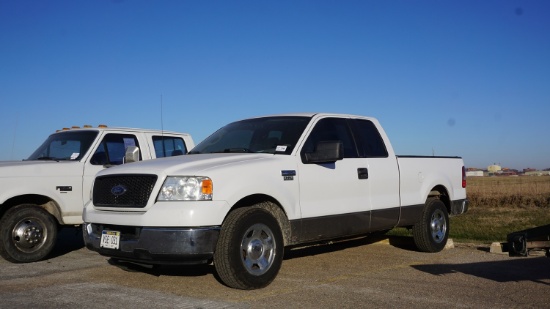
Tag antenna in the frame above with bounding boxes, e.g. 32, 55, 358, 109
160, 95, 166, 156
160, 94, 164, 134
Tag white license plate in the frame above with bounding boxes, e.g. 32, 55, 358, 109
100, 230, 120, 249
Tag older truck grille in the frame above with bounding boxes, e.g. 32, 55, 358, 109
93, 174, 158, 208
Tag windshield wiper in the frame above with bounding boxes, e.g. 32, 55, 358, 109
36, 157, 57, 161
35, 157, 72, 161
212, 148, 252, 153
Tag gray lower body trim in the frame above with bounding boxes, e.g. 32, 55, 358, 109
83, 223, 220, 265
292, 211, 371, 244
290, 208, 399, 244
290, 199, 468, 244
397, 204, 425, 227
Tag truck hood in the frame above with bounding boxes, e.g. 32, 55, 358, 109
0, 160, 78, 177
97, 153, 273, 177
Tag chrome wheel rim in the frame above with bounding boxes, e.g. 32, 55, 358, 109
430, 209, 447, 244
240, 223, 276, 276
12, 218, 47, 252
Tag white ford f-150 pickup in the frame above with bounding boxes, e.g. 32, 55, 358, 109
0, 125, 194, 263
83, 113, 468, 289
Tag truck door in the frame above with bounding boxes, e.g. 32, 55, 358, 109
297, 117, 371, 239
37, 131, 98, 225
349, 119, 400, 230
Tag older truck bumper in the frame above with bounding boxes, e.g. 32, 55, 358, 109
83, 223, 220, 265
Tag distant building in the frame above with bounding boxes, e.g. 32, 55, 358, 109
524, 171, 550, 176
487, 164, 502, 173
466, 170, 484, 177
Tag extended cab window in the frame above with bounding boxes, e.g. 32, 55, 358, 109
351, 119, 388, 158
153, 136, 187, 157
301, 118, 358, 159
90, 134, 140, 166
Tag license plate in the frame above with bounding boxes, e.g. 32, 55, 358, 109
100, 230, 120, 249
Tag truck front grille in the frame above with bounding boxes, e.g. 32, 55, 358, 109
93, 174, 158, 208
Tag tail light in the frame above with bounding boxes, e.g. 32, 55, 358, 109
462, 166, 467, 188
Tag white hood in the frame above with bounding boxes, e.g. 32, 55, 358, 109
0, 160, 79, 178
96, 153, 275, 177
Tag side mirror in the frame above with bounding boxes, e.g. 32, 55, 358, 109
304, 141, 343, 164
124, 146, 140, 163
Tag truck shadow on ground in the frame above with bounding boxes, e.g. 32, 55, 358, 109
412, 257, 550, 286
106, 234, 419, 280
283, 234, 418, 260
48, 226, 85, 259
106, 234, 550, 287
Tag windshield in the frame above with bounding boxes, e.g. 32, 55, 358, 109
190, 116, 311, 155
27, 131, 99, 161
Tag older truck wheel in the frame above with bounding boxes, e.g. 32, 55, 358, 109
412, 198, 449, 253
214, 206, 284, 290
0, 204, 58, 263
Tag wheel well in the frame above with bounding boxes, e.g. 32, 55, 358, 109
228, 194, 291, 246
428, 185, 451, 213
0, 195, 62, 224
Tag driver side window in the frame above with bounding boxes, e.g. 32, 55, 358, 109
301, 118, 358, 159
90, 134, 140, 166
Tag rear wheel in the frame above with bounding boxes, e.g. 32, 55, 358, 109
412, 198, 449, 253
214, 206, 284, 289
0, 204, 58, 263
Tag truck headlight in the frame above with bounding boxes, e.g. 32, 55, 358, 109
157, 176, 213, 201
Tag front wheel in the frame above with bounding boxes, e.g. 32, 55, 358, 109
214, 206, 284, 289
0, 204, 58, 263
412, 198, 449, 253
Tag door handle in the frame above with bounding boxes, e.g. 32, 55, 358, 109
357, 168, 368, 179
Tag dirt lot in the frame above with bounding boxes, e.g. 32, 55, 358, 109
1, 227, 548, 309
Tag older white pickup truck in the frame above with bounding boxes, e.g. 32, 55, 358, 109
83, 113, 468, 289
0, 125, 194, 263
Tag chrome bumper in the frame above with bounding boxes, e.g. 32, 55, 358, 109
83, 223, 220, 265
450, 198, 469, 216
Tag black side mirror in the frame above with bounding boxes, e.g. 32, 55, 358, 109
304, 140, 343, 164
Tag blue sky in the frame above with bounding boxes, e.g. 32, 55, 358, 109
1, 1, 549, 170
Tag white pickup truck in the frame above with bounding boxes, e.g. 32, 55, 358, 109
0, 125, 194, 263
83, 113, 468, 289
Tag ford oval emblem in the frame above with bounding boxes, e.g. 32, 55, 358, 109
111, 185, 127, 196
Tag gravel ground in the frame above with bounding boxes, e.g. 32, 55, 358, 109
1, 227, 548, 309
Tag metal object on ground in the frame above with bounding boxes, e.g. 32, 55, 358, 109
507, 224, 550, 257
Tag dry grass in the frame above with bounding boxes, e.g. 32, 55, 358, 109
450, 176, 550, 242
390, 176, 550, 243
466, 176, 550, 207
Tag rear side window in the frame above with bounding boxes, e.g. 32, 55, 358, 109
153, 136, 188, 157
90, 134, 140, 166
351, 119, 388, 158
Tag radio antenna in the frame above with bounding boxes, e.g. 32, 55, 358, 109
160, 95, 167, 156
160, 94, 164, 134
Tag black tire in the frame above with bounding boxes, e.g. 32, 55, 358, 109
214, 206, 284, 289
412, 198, 449, 253
0, 204, 58, 263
